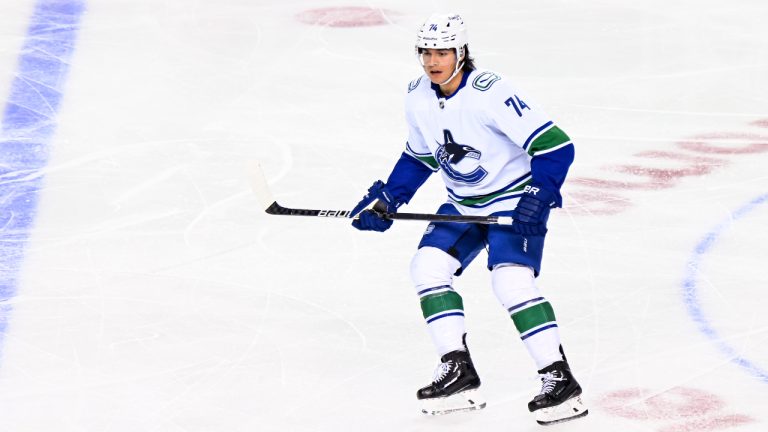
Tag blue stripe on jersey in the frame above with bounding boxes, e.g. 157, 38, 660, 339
405, 140, 433, 157
452, 191, 526, 209
523, 121, 554, 150
446, 171, 531, 200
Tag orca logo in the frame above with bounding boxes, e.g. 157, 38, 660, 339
435, 130, 487, 184
408, 76, 422, 93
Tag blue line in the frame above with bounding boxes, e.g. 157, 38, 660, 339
682, 192, 768, 383
0, 1, 86, 350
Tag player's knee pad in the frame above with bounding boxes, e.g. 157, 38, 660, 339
410, 246, 461, 291
491, 264, 540, 309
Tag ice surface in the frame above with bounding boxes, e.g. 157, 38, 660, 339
0, 1, 766, 431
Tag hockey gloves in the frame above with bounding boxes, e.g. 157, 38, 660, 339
512, 184, 557, 236
351, 180, 402, 232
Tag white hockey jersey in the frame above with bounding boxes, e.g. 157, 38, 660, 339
403, 69, 573, 216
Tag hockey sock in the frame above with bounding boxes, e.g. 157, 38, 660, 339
491, 264, 563, 369
419, 287, 466, 356
411, 247, 466, 356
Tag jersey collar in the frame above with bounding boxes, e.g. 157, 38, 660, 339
430, 69, 472, 100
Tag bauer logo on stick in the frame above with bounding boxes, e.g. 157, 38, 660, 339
318, 210, 350, 218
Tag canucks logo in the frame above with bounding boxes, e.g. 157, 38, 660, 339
435, 130, 487, 184
472, 72, 501, 91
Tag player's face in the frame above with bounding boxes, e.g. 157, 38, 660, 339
419, 48, 458, 84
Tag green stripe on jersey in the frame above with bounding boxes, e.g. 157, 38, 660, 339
454, 180, 530, 206
415, 154, 438, 170
528, 126, 571, 156
511, 301, 556, 334
420, 291, 464, 319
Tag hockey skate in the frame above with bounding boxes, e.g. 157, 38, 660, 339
417, 338, 486, 415
528, 360, 588, 425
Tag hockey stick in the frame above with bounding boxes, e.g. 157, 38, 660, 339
249, 162, 513, 225
264, 200, 512, 225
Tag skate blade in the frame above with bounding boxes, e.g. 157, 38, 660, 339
535, 395, 588, 426
421, 389, 487, 416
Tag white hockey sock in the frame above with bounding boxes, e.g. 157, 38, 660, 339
520, 325, 563, 370
412, 247, 466, 356
492, 264, 563, 369
426, 312, 466, 356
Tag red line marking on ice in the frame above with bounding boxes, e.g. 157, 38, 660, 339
679, 132, 768, 154
600, 387, 724, 421
295, 7, 398, 27
599, 387, 754, 431
567, 121, 768, 215
659, 415, 754, 432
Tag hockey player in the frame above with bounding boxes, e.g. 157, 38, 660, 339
349, 13, 587, 425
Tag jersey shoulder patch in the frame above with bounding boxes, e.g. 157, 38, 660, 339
471, 71, 502, 91
408, 75, 424, 93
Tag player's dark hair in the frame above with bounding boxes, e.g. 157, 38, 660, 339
461, 45, 475, 72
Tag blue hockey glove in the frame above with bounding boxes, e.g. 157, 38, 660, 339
512, 185, 556, 236
351, 180, 401, 232
353, 208, 392, 232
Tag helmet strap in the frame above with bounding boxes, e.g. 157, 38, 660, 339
438, 47, 465, 86
438, 60, 464, 86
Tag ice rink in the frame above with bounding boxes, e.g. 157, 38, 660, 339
0, 0, 766, 431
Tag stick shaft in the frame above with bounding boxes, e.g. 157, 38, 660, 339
252, 163, 512, 225
265, 201, 510, 225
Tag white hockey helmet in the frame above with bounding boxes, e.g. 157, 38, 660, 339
415, 13, 468, 60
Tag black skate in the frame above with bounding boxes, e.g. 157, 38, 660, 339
528, 360, 588, 425
417, 337, 486, 415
